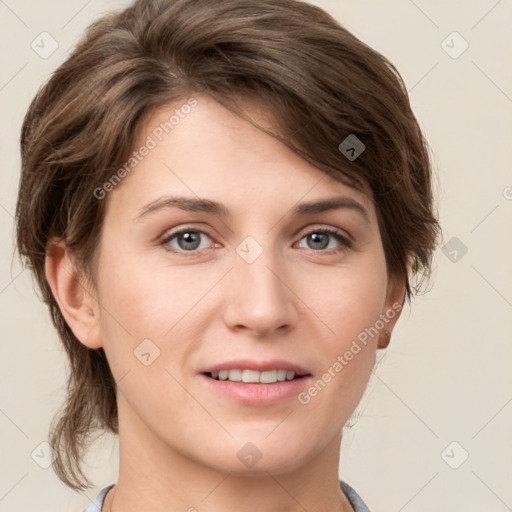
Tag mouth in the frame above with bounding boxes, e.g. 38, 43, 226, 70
203, 369, 308, 384
198, 361, 313, 406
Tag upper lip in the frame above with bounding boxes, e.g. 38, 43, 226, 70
200, 359, 311, 376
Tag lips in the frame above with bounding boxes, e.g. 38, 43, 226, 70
200, 359, 311, 377
199, 372, 313, 406
198, 359, 313, 405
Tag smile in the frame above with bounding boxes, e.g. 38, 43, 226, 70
206, 369, 300, 383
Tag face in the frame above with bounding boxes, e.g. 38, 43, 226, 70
85, 94, 404, 475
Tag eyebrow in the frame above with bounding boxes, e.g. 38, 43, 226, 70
135, 195, 370, 224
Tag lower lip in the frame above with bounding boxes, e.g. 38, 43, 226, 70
199, 374, 312, 406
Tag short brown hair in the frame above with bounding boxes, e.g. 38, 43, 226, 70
15, 0, 440, 492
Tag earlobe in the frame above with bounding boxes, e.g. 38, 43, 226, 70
44, 239, 103, 349
378, 328, 392, 349
377, 273, 407, 349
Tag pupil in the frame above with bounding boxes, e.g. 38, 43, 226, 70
309, 232, 328, 250
179, 232, 200, 250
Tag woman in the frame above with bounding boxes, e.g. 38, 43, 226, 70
15, 0, 440, 510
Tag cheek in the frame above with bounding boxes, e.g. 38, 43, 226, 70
95, 248, 216, 370
319, 256, 389, 344
97, 241, 190, 324
310, 252, 388, 396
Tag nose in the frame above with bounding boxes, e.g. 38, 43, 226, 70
223, 248, 299, 338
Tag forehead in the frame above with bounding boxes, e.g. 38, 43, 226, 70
105, 93, 374, 219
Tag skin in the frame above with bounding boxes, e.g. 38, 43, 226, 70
46, 94, 405, 512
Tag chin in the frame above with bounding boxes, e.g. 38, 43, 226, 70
199, 437, 314, 476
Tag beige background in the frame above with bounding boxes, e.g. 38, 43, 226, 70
1, 1, 511, 511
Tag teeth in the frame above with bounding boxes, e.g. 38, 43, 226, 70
259, 370, 277, 383
243, 369, 261, 383
226, 369, 241, 381
210, 369, 298, 383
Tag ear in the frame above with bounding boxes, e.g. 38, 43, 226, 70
45, 238, 103, 349
377, 271, 407, 349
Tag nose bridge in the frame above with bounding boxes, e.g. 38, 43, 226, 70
223, 235, 297, 335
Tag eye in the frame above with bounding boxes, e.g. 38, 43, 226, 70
160, 226, 353, 256
161, 228, 214, 253
296, 228, 352, 253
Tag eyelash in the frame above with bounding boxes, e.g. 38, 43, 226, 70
160, 226, 353, 256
